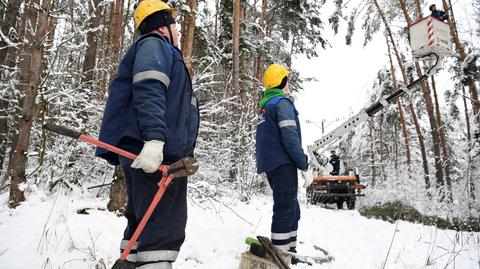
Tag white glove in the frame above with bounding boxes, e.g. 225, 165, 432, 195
131, 140, 165, 173
301, 170, 314, 188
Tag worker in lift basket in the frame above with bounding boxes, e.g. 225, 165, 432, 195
429, 4, 448, 21
255, 63, 314, 264
95, 1, 200, 268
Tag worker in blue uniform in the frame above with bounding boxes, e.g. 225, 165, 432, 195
95, 1, 199, 268
256, 63, 313, 264
329, 149, 340, 176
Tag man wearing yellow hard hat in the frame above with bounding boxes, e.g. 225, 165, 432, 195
255, 64, 312, 264
96, 1, 199, 268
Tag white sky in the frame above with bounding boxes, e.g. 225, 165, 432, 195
293, 21, 388, 146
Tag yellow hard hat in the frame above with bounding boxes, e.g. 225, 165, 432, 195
263, 64, 290, 89
134, 0, 174, 30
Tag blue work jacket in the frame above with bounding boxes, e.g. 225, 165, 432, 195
256, 96, 308, 173
95, 33, 199, 165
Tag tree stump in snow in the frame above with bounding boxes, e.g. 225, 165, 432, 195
107, 166, 127, 213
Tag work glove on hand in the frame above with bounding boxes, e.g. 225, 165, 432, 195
301, 169, 314, 188
131, 140, 165, 173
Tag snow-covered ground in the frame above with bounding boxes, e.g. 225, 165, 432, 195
0, 187, 478, 269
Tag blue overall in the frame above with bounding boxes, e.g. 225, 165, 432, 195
256, 96, 308, 252
96, 33, 199, 267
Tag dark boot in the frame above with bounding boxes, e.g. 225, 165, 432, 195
291, 256, 312, 266
250, 244, 267, 258
111, 260, 136, 269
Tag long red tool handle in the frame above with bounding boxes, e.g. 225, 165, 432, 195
43, 123, 168, 173
120, 170, 173, 260
44, 123, 139, 164
43, 123, 173, 260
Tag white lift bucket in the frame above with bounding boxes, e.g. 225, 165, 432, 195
409, 16, 452, 59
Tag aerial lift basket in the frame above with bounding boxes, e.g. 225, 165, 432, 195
409, 15, 452, 60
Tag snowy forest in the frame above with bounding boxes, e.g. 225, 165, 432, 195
0, 0, 479, 268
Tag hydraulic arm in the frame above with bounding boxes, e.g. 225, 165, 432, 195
308, 53, 442, 174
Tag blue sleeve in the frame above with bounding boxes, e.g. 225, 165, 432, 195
132, 37, 173, 141
276, 99, 308, 170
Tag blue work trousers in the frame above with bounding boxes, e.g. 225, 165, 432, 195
120, 165, 187, 266
266, 164, 300, 252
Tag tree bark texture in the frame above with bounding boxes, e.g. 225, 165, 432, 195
112, 0, 124, 64
232, 0, 241, 97
181, 0, 198, 77
0, 0, 22, 65
82, 0, 103, 84
107, 166, 128, 212
8, 0, 52, 208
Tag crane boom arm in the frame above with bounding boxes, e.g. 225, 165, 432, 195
307, 53, 441, 170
